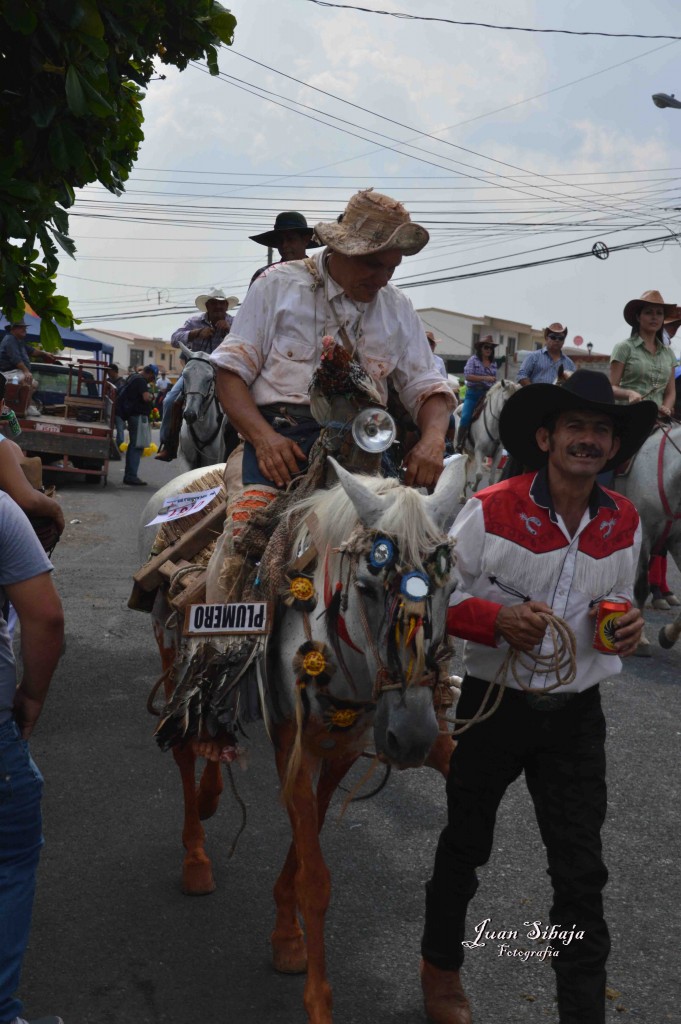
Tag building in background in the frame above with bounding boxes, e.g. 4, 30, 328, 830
417, 306, 543, 376
81, 328, 175, 374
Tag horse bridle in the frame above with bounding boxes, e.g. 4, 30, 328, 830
323, 529, 453, 704
183, 358, 223, 451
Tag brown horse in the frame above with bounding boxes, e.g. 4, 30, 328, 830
142, 456, 466, 1023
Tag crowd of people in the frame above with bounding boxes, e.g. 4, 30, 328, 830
0, 187, 679, 1024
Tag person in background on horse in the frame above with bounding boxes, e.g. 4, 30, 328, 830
155, 291, 237, 463
0, 488, 65, 1024
420, 370, 655, 1024
455, 335, 497, 452
610, 289, 679, 609
427, 331, 448, 379
517, 322, 576, 385
122, 364, 157, 487
155, 368, 171, 411
248, 211, 319, 286
211, 188, 453, 526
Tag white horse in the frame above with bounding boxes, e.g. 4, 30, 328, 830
455, 379, 520, 495
136, 456, 467, 1024
177, 347, 226, 469
614, 423, 681, 654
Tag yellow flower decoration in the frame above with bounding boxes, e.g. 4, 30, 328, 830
302, 649, 327, 676
290, 576, 315, 602
329, 708, 360, 729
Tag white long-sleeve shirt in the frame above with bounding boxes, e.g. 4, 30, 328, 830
209, 250, 454, 422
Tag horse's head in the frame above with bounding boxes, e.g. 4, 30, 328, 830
182, 352, 216, 424
310, 457, 465, 768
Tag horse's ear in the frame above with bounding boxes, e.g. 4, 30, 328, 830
179, 340, 193, 360
424, 455, 467, 533
327, 457, 393, 527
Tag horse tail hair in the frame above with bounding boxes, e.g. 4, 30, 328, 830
282, 683, 308, 804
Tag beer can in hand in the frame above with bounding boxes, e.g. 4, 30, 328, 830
593, 599, 630, 653
0, 409, 21, 437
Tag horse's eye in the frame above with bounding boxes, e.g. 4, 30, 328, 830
355, 578, 379, 599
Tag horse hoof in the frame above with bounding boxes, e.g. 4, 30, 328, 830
664, 593, 681, 607
658, 627, 677, 650
634, 641, 652, 658
182, 858, 216, 896
272, 935, 308, 974
651, 597, 671, 611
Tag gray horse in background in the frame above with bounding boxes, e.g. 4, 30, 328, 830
614, 424, 681, 655
177, 343, 226, 469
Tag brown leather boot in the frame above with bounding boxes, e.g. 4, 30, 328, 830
420, 959, 472, 1024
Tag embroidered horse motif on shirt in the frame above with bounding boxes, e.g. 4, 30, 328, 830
599, 518, 617, 539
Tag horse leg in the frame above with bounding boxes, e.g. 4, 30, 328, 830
154, 623, 216, 894
197, 759, 224, 821
271, 748, 359, 977
633, 543, 653, 658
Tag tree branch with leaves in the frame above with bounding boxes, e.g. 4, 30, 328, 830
0, 0, 236, 348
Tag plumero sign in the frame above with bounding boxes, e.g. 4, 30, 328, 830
183, 602, 272, 637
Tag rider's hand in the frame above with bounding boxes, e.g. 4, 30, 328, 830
660, 404, 673, 418
402, 433, 445, 490
198, 327, 213, 340
496, 601, 553, 651
213, 319, 231, 333
254, 431, 307, 488
627, 390, 642, 403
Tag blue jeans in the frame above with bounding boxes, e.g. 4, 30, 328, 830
0, 719, 44, 1024
115, 415, 125, 447
459, 389, 483, 429
159, 378, 185, 446
125, 415, 144, 481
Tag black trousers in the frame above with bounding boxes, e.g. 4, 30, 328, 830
421, 676, 610, 1024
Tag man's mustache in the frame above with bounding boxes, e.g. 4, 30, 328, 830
567, 443, 604, 458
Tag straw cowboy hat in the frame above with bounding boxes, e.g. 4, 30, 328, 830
623, 289, 677, 328
499, 369, 657, 472
250, 212, 317, 249
543, 322, 568, 339
194, 289, 240, 313
314, 188, 429, 257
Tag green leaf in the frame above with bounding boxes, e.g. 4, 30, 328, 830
65, 65, 88, 116
2, 0, 37, 34
80, 75, 115, 117
205, 44, 219, 76
74, 0, 106, 38
39, 318, 63, 352
50, 228, 77, 259
210, 8, 237, 45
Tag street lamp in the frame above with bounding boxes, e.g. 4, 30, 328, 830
652, 93, 681, 109
586, 342, 593, 356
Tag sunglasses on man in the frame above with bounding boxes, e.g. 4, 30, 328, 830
546, 332, 565, 341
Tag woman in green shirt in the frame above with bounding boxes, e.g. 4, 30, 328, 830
610, 289, 679, 608
610, 289, 677, 416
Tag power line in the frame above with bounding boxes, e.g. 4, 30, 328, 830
302, 2, 681, 40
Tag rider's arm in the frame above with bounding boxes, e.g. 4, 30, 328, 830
215, 370, 305, 488
609, 360, 641, 403
661, 367, 676, 416
402, 393, 451, 490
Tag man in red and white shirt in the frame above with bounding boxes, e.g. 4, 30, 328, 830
420, 371, 656, 1024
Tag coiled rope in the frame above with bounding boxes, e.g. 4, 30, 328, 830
449, 612, 577, 736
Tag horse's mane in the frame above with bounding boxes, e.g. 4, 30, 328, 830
287, 473, 445, 573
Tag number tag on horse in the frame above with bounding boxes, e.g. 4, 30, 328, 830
183, 601, 272, 636
146, 487, 222, 526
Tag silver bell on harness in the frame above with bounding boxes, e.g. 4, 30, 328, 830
351, 406, 396, 453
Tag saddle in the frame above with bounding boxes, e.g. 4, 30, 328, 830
469, 392, 487, 425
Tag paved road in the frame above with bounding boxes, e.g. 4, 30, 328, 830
18, 456, 681, 1023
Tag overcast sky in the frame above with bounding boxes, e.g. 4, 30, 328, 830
59, 0, 681, 355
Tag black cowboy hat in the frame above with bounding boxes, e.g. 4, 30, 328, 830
250, 211, 318, 248
499, 369, 658, 472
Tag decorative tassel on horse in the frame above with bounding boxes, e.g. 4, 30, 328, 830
282, 573, 317, 612
292, 640, 336, 689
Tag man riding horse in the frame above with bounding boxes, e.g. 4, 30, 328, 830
209, 189, 453, 542
155, 289, 239, 463
186, 189, 454, 761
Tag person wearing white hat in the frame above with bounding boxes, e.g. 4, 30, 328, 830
156, 290, 240, 461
